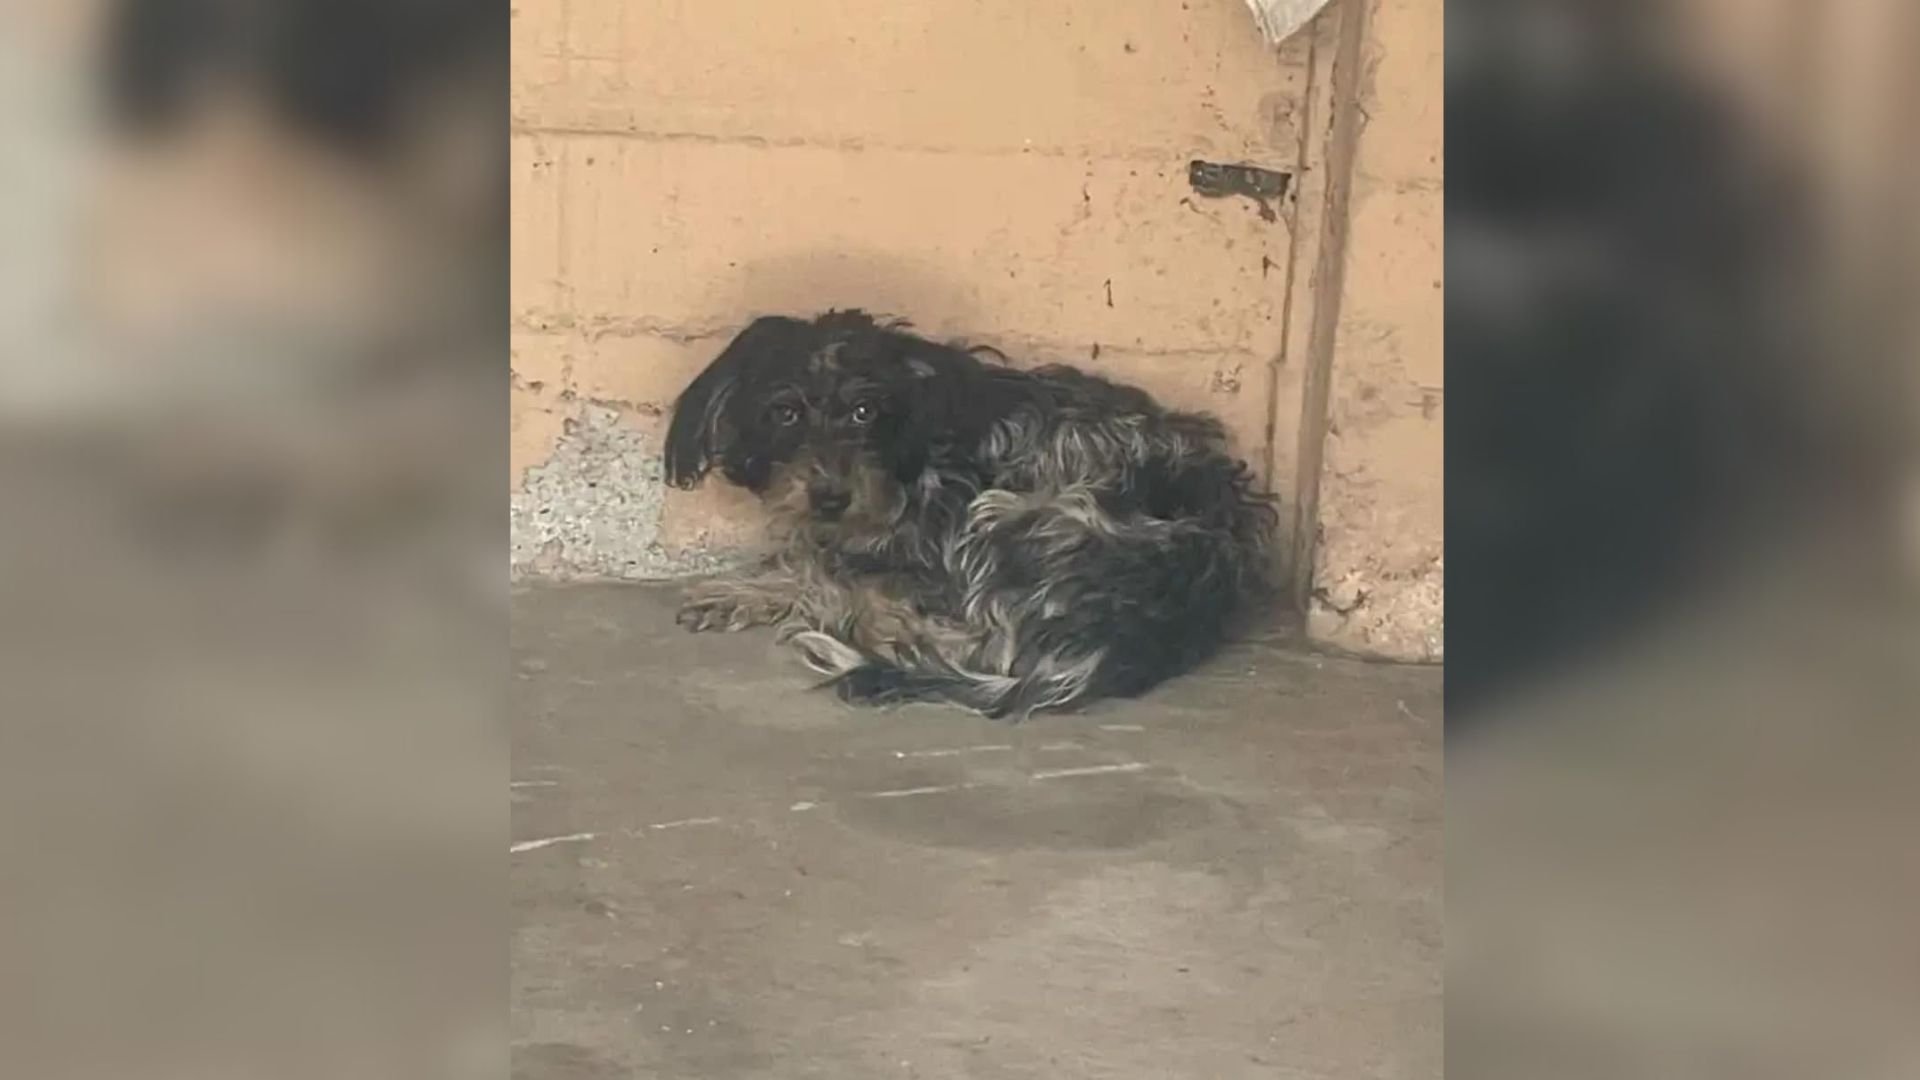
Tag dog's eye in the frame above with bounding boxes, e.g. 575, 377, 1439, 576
770, 403, 800, 426
849, 400, 878, 425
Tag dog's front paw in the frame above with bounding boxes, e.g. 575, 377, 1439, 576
676, 582, 786, 633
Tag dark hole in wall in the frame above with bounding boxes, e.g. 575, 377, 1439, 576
1188, 160, 1293, 221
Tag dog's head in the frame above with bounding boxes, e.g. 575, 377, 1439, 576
664, 310, 986, 540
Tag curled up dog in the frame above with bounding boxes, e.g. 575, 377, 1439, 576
664, 311, 1279, 720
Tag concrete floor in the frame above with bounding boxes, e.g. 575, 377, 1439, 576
511, 584, 1441, 1080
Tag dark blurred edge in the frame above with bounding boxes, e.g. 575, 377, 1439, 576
1445, 0, 1913, 726
1446, 1, 1918, 1077
1, 3, 508, 1079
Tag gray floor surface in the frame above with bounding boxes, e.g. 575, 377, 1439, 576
512, 584, 1441, 1079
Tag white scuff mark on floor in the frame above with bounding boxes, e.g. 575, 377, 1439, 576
1098, 724, 1146, 732
510, 832, 597, 853
510, 779, 560, 788
646, 816, 724, 831
891, 744, 1012, 759
789, 801, 818, 811
1035, 741, 1085, 752
861, 783, 980, 799
1030, 762, 1150, 781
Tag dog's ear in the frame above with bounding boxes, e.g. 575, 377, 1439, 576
906, 344, 1008, 434
882, 344, 993, 482
663, 316, 808, 488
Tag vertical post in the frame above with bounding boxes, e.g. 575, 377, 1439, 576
1284, 0, 1370, 612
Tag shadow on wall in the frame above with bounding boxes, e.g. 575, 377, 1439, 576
516, 248, 1296, 583
694, 249, 989, 342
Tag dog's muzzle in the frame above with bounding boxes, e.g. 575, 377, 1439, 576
808, 483, 852, 520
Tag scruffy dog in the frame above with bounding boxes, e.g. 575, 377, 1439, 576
664, 311, 1277, 719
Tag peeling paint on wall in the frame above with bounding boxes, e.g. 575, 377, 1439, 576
1310, 552, 1444, 661
509, 405, 745, 580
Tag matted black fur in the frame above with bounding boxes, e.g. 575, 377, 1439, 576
665, 310, 1279, 719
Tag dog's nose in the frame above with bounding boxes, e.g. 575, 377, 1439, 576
809, 487, 851, 518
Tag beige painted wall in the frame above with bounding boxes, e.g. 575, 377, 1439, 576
509, 0, 1444, 659
1301, 0, 1444, 659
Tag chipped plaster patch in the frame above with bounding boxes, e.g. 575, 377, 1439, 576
1309, 552, 1444, 662
509, 404, 746, 580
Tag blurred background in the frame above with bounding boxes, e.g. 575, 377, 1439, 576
1449, 0, 1916, 1076
1, 1, 504, 1077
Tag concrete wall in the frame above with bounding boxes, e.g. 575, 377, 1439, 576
509, 0, 1445, 660
1299, 0, 1444, 659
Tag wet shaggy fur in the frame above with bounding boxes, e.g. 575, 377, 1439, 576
664, 310, 1278, 719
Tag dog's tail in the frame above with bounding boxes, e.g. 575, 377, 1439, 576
785, 630, 1102, 721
